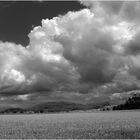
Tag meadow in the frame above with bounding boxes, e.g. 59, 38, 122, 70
0, 111, 140, 139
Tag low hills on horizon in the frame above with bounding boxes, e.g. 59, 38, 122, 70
0, 101, 109, 114
1, 90, 140, 114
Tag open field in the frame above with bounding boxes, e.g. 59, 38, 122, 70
0, 111, 140, 139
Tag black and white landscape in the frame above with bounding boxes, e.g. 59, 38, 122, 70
0, 0, 140, 139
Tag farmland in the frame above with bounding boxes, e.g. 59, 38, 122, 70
0, 111, 140, 139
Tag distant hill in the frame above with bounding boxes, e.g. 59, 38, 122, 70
0, 108, 25, 114
30, 101, 110, 113
2, 90, 140, 113
30, 102, 86, 113
0, 101, 110, 114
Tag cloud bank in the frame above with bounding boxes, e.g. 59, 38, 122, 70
1, 1, 140, 105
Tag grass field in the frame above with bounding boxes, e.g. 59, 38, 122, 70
0, 111, 140, 139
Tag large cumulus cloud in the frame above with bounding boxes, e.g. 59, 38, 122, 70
1, 1, 140, 105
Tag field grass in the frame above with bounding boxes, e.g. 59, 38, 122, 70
0, 111, 140, 139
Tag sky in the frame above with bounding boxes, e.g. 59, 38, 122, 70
1, 1, 140, 108
0, 1, 86, 46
